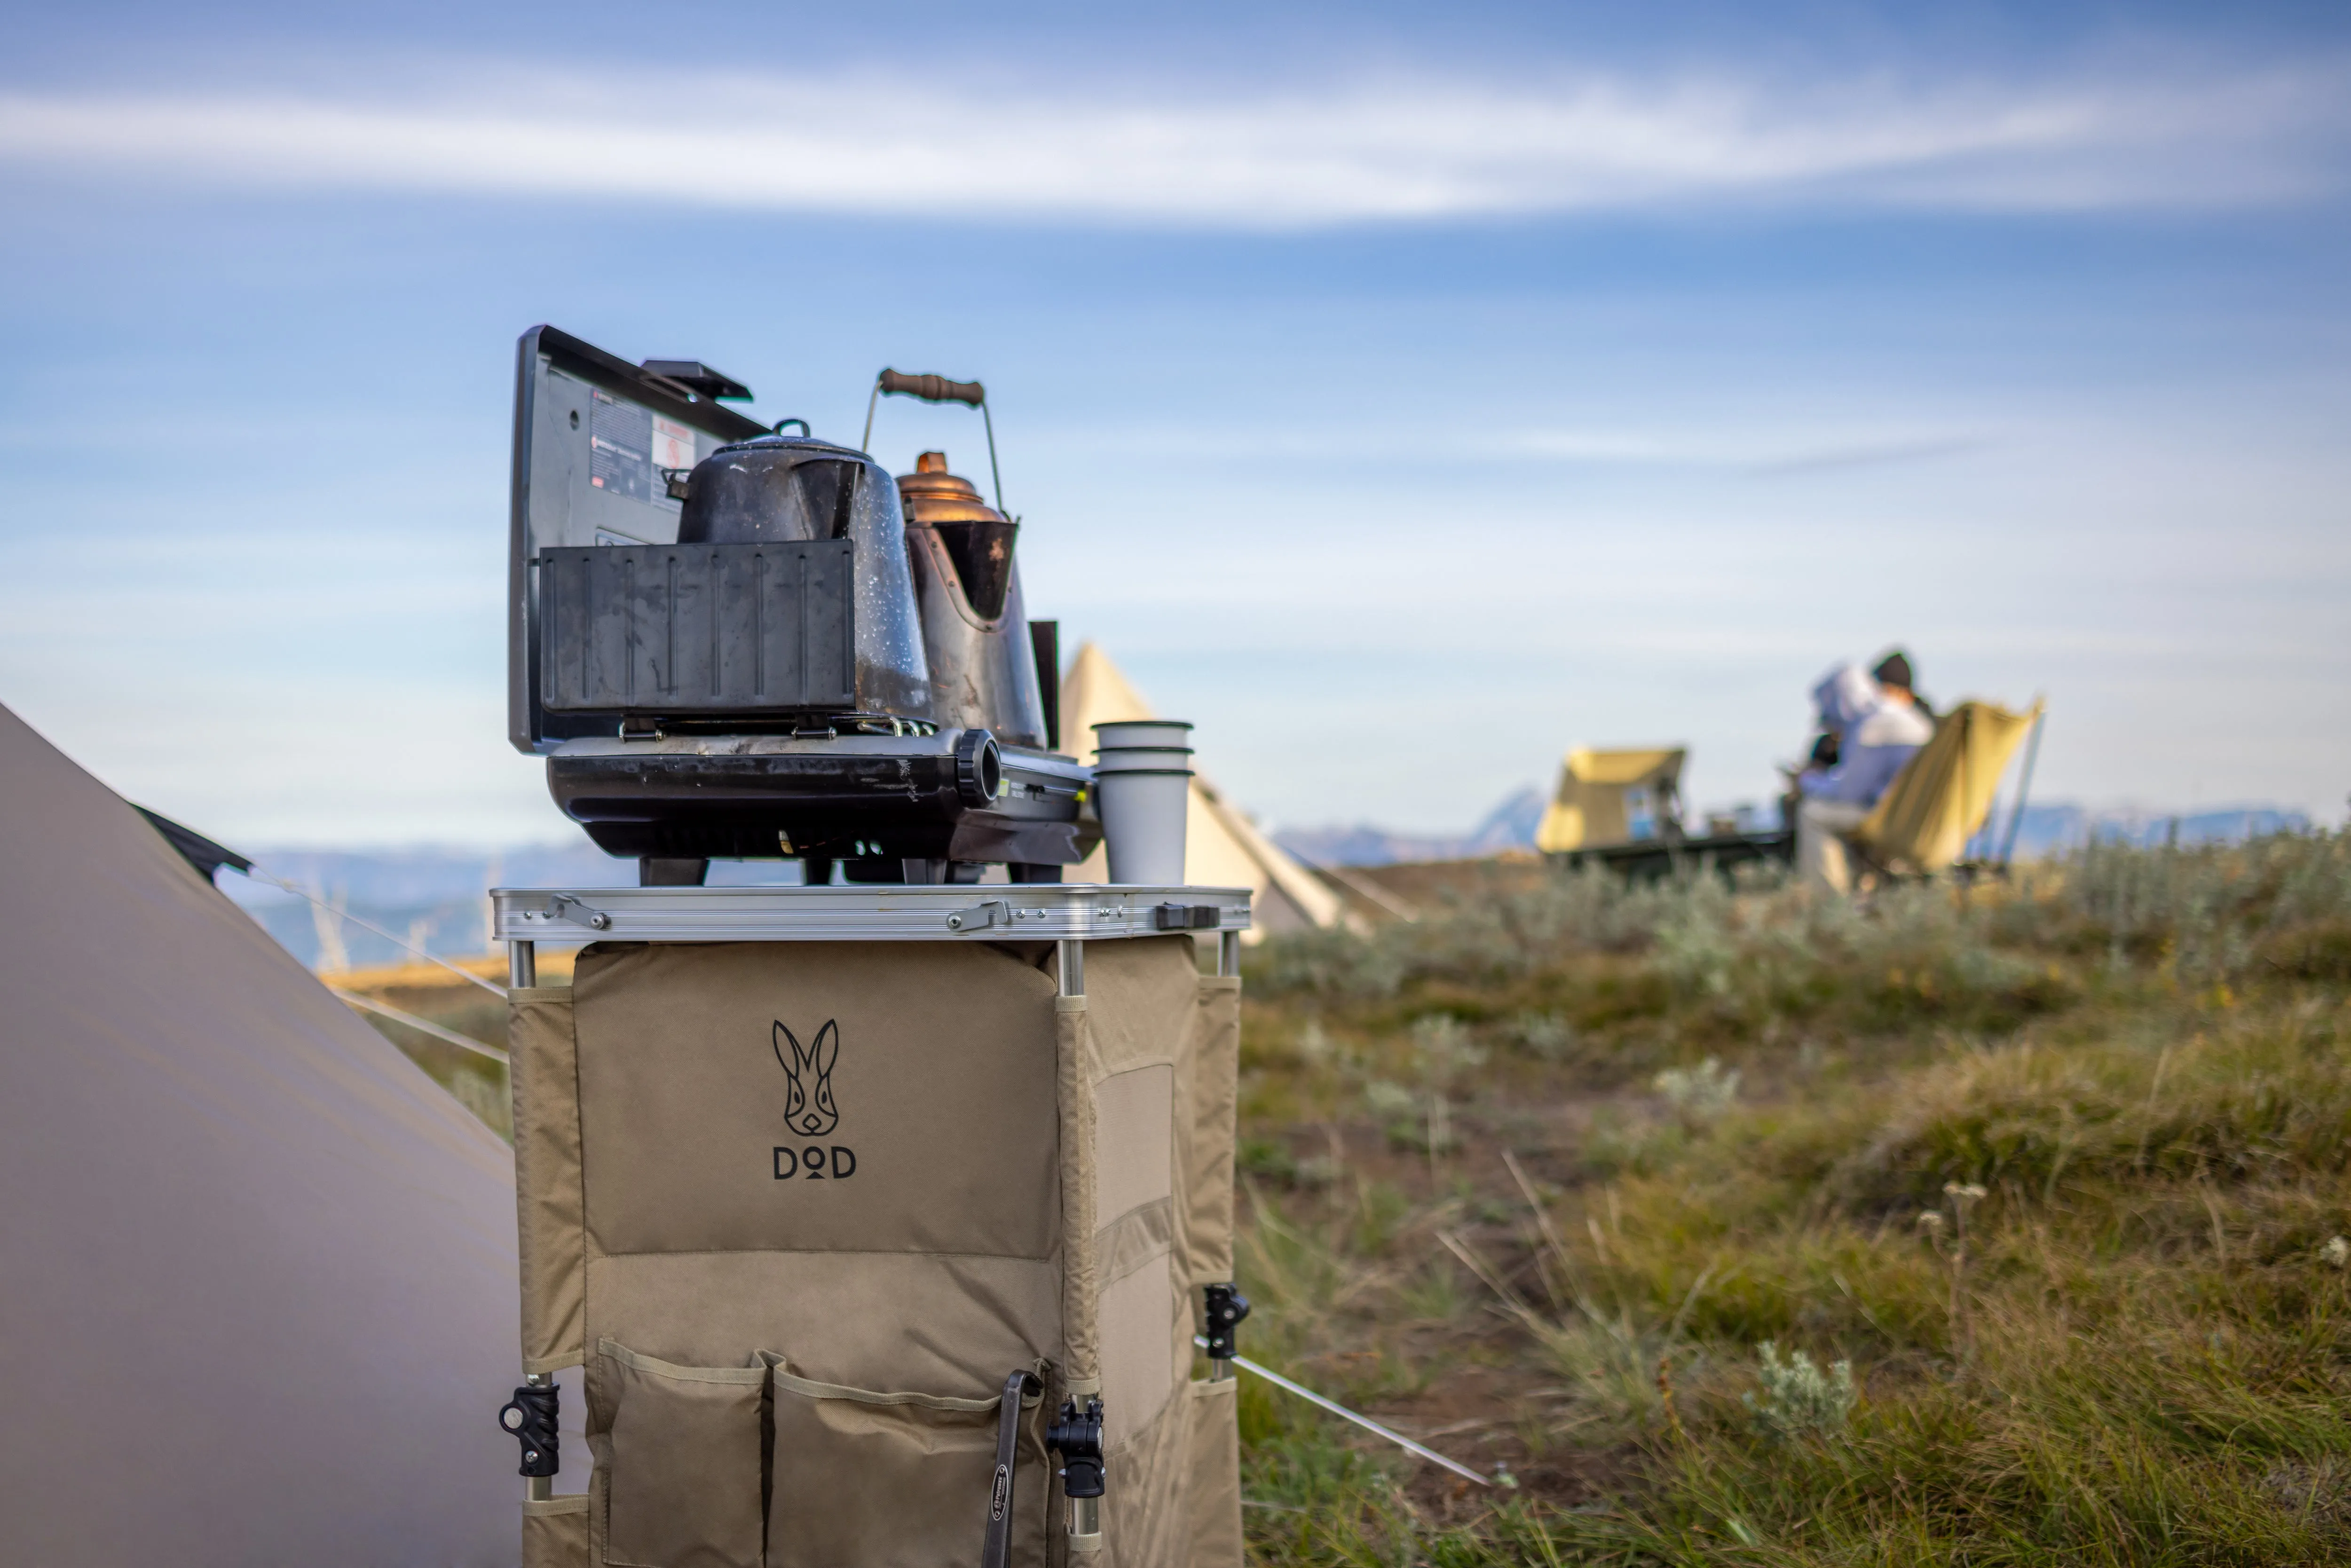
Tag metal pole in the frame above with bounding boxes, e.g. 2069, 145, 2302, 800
1216, 930, 1239, 978
1996, 710, 2047, 869
510, 941, 550, 1503
1052, 934, 1097, 1549
522, 1371, 553, 1502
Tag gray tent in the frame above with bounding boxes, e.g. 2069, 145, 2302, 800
0, 703, 519, 1563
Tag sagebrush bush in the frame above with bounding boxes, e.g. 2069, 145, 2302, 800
1653, 1056, 1740, 1122
2059, 828, 2351, 982
1743, 1342, 1857, 1441
1251, 832, 2344, 1048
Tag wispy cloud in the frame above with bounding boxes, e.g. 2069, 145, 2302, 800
1023, 418, 1994, 473
0, 55, 2343, 226
1493, 426, 1990, 473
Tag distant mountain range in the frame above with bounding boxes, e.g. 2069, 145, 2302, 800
185, 795, 2314, 969
1272, 793, 2314, 868
1273, 788, 1549, 869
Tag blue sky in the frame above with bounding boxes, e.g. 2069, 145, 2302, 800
1, 1, 2345, 846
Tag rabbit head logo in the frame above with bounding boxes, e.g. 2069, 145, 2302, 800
774, 1020, 841, 1138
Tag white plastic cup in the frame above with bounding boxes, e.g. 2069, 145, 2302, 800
1093, 719, 1194, 751
1093, 720, 1194, 886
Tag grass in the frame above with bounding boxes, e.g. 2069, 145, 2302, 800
1229, 829, 2351, 1565
340, 834, 2351, 1563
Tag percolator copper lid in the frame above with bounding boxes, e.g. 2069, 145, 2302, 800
897, 451, 1004, 522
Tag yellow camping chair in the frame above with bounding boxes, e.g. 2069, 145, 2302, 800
1536, 747, 1687, 853
1854, 700, 2044, 875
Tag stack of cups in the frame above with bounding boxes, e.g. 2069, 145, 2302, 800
1091, 720, 1193, 885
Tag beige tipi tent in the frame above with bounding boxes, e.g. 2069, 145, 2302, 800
0, 702, 520, 1563
1060, 644, 1341, 938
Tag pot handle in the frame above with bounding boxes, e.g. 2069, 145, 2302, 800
877, 370, 985, 406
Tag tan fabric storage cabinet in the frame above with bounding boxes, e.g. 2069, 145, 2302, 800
493, 884, 1251, 1568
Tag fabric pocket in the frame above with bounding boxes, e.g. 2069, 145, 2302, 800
763, 1358, 1044, 1568
523, 1493, 590, 1568
599, 1339, 767, 1568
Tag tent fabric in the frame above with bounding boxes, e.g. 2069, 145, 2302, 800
1059, 643, 1341, 938
0, 703, 520, 1564
1534, 746, 1688, 852
1855, 700, 2043, 872
510, 936, 1242, 1567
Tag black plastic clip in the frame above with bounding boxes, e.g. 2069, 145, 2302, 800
1154, 902, 1221, 931
1204, 1283, 1251, 1362
1045, 1395, 1105, 1500
497, 1385, 560, 1478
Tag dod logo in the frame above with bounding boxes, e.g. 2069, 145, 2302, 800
773, 1021, 857, 1181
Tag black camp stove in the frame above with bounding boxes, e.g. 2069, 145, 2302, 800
542, 729, 1091, 883
508, 326, 1092, 885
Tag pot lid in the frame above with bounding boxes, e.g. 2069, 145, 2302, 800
896, 450, 1005, 524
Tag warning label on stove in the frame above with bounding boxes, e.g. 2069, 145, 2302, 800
589, 387, 653, 503
652, 414, 697, 479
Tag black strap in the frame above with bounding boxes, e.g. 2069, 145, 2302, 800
980, 1369, 1040, 1568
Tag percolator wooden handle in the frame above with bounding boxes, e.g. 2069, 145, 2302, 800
877, 369, 985, 406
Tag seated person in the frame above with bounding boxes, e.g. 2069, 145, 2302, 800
1795, 650, 1933, 893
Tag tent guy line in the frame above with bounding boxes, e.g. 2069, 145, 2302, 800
1282, 844, 1423, 923
244, 868, 511, 1000
329, 988, 510, 1065
1192, 1336, 1489, 1486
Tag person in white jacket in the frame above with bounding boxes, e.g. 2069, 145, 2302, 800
1794, 650, 1934, 892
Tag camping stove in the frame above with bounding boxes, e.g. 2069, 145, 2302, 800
508, 328, 1092, 885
